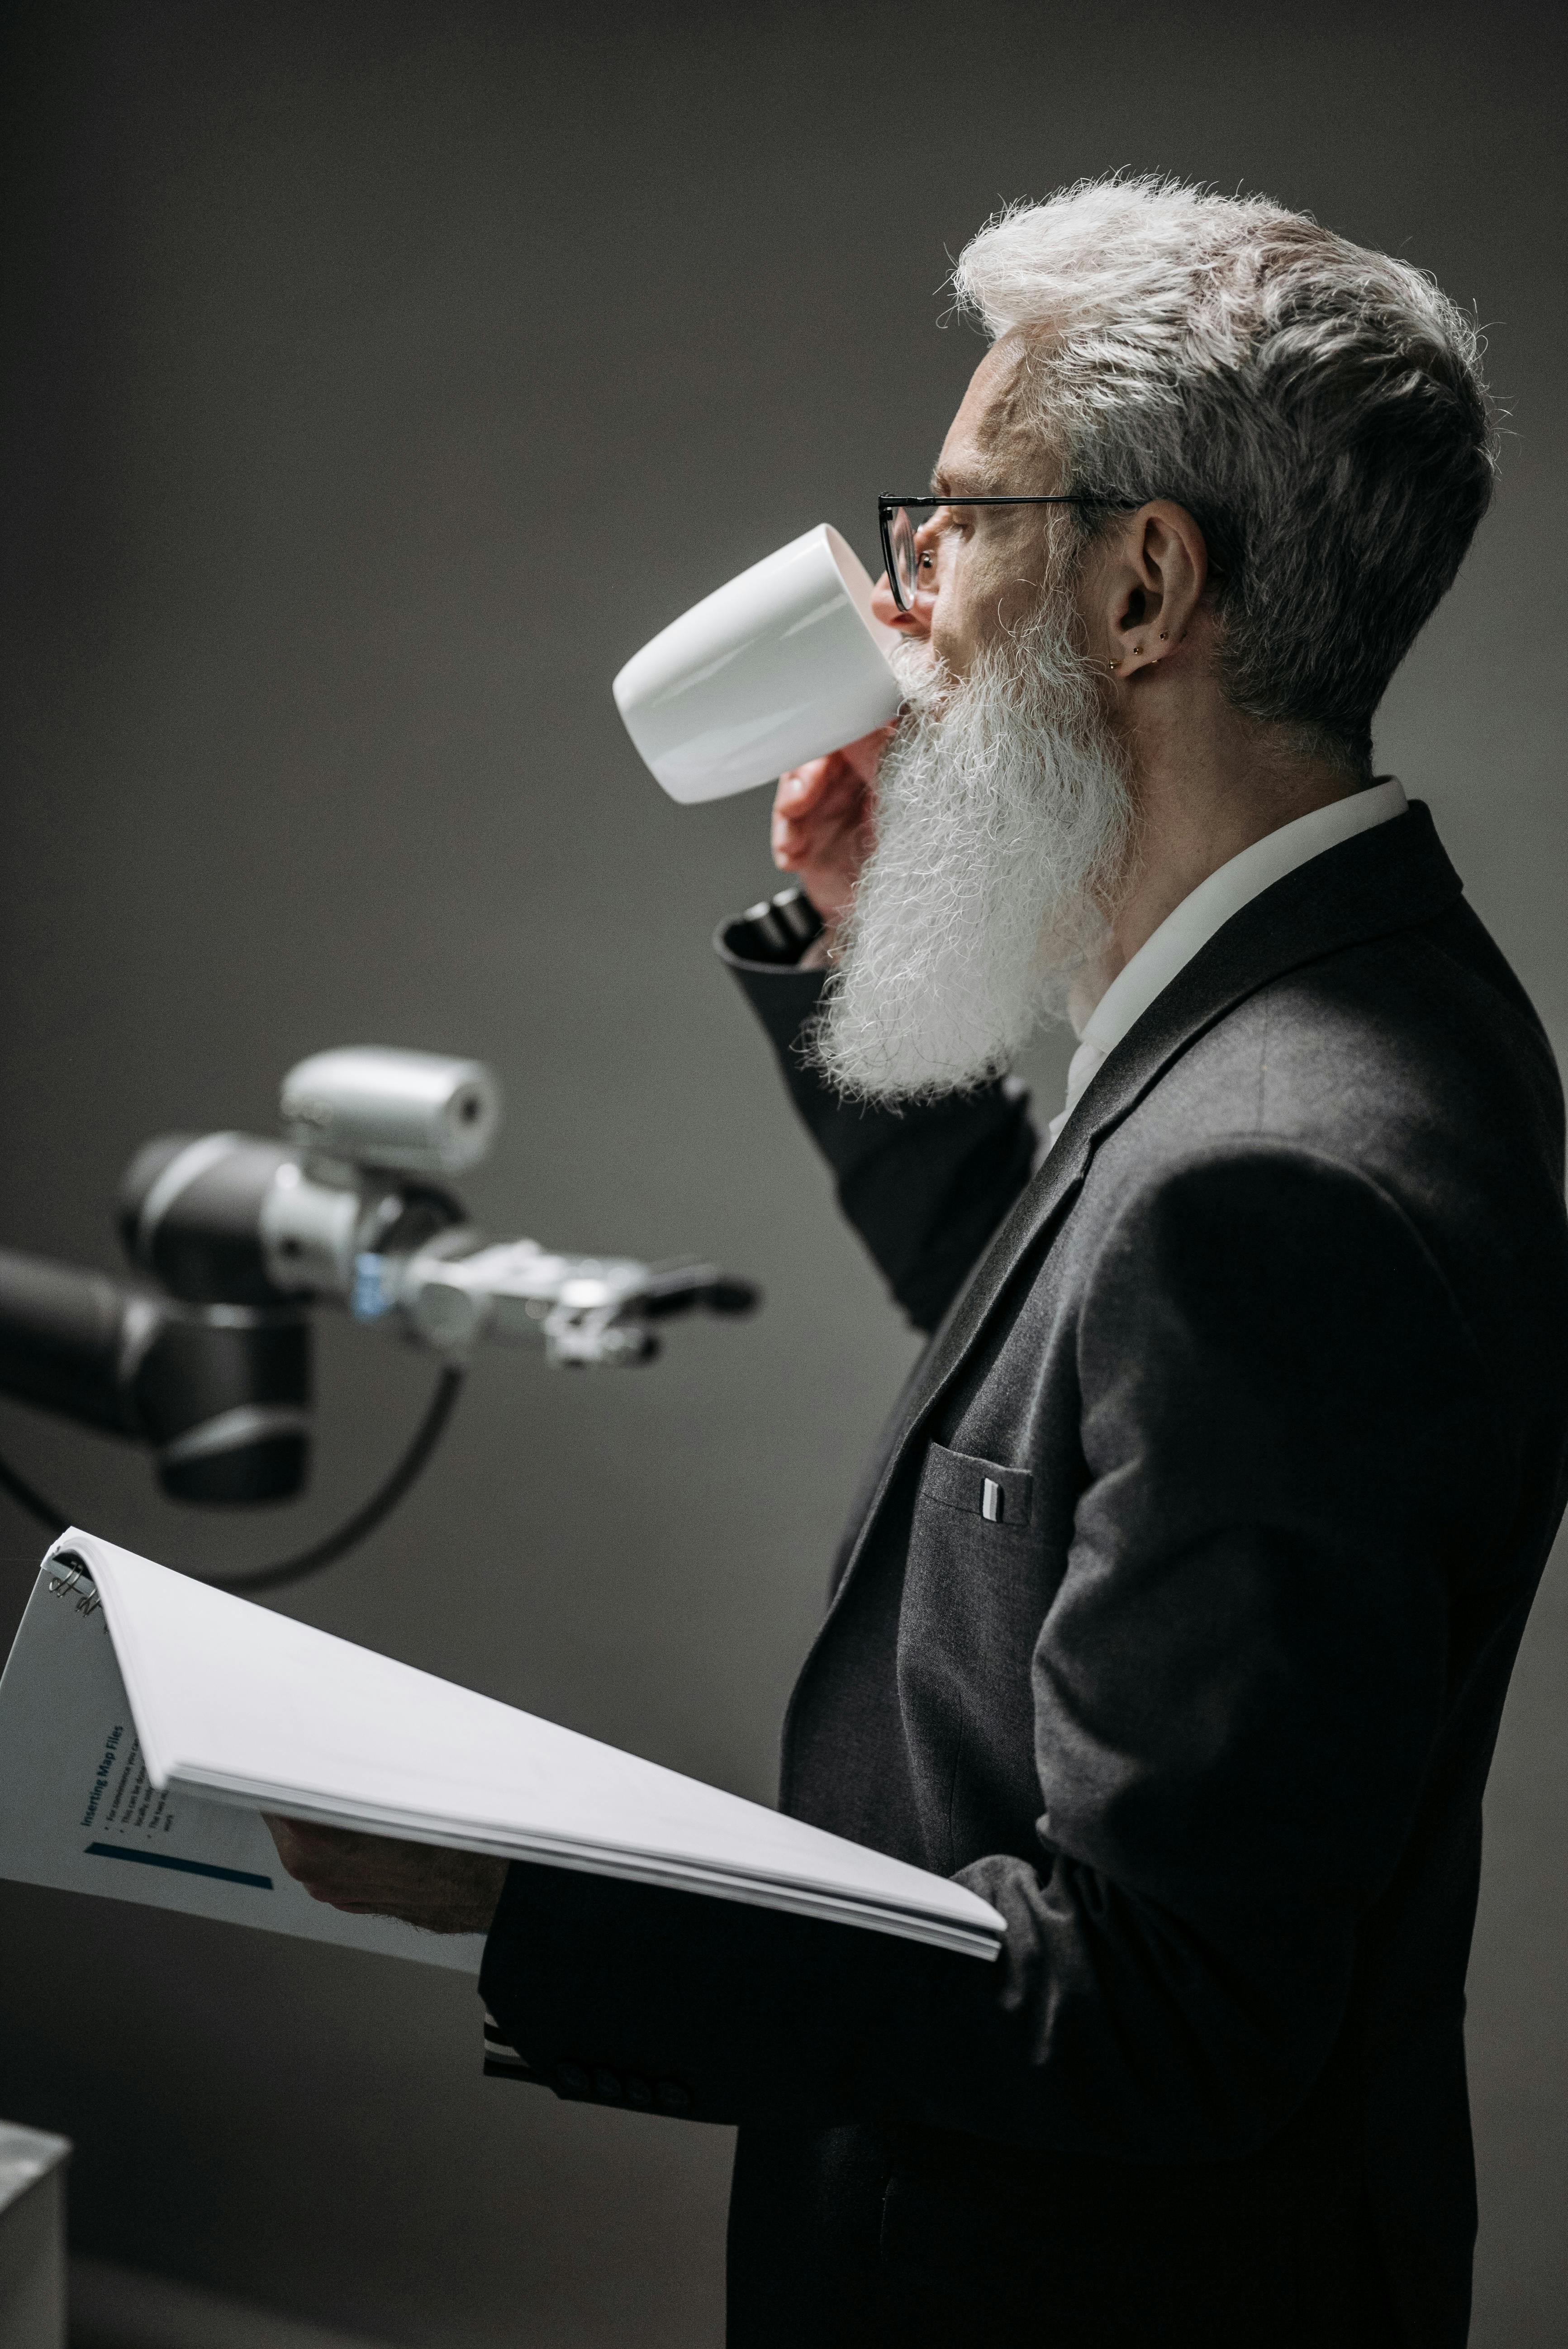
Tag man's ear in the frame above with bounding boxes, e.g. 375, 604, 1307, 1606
1100, 500, 1209, 681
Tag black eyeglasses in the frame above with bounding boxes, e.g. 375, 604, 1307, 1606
877, 494, 1139, 613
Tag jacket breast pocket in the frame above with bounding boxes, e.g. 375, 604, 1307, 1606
917, 1439, 1034, 1529
897, 1441, 1050, 1869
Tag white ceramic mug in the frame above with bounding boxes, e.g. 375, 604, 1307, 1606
612, 523, 903, 804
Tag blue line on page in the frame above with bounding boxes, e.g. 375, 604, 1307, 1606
85, 1842, 273, 1890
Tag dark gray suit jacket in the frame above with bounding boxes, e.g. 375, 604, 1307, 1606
481, 804, 1568, 2349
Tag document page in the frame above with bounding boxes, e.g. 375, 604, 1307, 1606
34, 1530, 1004, 1958
0, 1554, 485, 1972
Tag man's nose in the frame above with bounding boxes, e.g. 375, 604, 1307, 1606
870, 572, 933, 635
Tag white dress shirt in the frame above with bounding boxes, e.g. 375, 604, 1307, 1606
1043, 777, 1409, 1155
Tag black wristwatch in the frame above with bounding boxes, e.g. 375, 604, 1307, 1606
725, 885, 825, 967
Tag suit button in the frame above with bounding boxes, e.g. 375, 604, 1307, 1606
557, 2062, 591, 2095
594, 2068, 625, 2102
625, 2075, 653, 2107
655, 2080, 691, 2113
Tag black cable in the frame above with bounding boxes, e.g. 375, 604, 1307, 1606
206, 1366, 465, 1592
0, 1366, 466, 1595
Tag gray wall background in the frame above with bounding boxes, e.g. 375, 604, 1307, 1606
0, 3, 1563, 2342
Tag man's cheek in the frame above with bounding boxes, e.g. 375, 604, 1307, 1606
927, 612, 963, 677
928, 596, 981, 684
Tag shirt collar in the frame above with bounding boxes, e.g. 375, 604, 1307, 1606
1078, 776, 1409, 1057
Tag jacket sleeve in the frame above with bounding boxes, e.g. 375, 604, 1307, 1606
480, 1140, 1509, 2158
717, 901, 1038, 1334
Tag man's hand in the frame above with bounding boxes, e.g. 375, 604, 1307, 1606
770, 724, 893, 939
263, 1814, 508, 1935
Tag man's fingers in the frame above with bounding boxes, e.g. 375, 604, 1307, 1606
261, 1812, 508, 1933
263, 1813, 359, 1863
263, 1813, 393, 1895
772, 761, 830, 870
838, 723, 898, 785
772, 753, 874, 871
770, 728, 892, 876
261, 1813, 314, 1874
773, 751, 871, 822
773, 755, 835, 818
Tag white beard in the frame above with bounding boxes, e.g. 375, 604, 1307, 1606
810, 597, 1134, 1103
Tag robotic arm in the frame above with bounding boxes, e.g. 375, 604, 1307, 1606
121, 1048, 752, 1369
0, 1048, 758, 1584
0, 1246, 308, 1507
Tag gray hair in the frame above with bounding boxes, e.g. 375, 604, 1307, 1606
952, 177, 1498, 773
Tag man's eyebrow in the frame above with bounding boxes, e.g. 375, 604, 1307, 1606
928, 465, 996, 499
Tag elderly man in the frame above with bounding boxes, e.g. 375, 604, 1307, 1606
271, 178, 1568, 2347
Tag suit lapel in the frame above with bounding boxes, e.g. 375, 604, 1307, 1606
821, 803, 1463, 1616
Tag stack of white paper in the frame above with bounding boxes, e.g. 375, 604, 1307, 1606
0, 1530, 1003, 1973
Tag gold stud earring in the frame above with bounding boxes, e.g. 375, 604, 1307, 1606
1109, 659, 1121, 672
1158, 631, 1169, 641
1133, 643, 1144, 655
